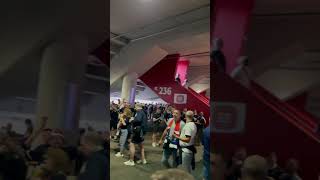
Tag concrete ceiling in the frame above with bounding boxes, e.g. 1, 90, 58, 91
110, 1, 210, 101
110, 0, 210, 36
249, 1, 320, 100
0, 0, 107, 76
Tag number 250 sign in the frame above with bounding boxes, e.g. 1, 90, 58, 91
154, 87, 172, 95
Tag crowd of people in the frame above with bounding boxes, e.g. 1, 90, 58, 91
212, 148, 302, 180
110, 99, 210, 180
0, 117, 108, 180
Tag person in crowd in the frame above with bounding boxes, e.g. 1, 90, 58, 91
4, 123, 15, 136
24, 117, 51, 161
0, 135, 27, 180
279, 159, 302, 180
241, 155, 272, 180
175, 74, 181, 84
193, 110, 198, 121
152, 108, 164, 147
115, 110, 130, 158
195, 111, 206, 146
150, 169, 195, 180
114, 104, 132, 141
24, 119, 34, 139
147, 104, 153, 120
267, 152, 283, 180
78, 132, 108, 180
124, 104, 147, 166
158, 109, 185, 168
181, 108, 188, 123
26, 118, 77, 168
211, 38, 226, 73
74, 128, 87, 175
230, 56, 251, 88
226, 147, 247, 180
110, 104, 119, 139
174, 111, 197, 174
202, 126, 210, 180
212, 152, 227, 180
28, 130, 64, 164
164, 106, 173, 124
31, 148, 70, 180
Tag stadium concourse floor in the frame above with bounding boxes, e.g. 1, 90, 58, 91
110, 133, 204, 180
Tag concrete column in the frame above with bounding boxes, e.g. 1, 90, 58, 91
121, 73, 138, 106
35, 33, 87, 142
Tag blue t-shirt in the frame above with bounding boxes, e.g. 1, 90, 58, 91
202, 127, 210, 160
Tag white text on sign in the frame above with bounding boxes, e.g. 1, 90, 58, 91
154, 87, 172, 95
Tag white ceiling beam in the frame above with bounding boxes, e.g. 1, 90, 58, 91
111, 38, 128, 46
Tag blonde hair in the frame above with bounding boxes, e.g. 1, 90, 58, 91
32, 148, 71, 178
150, 169, 195, 180
46, 147, 71, 173
123, 108, 132, 118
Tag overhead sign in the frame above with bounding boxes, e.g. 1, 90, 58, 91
154, 86, 172, 95
174, 94, 187, 104
212, 102, 246, 133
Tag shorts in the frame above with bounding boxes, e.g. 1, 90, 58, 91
152, 122, 162, 133
110, 120, 117, 130
131, 126, 144, 144
131, 134, 144, 144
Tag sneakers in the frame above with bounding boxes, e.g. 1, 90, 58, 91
152, 142, 160, 147
152, 142, 156, 147
124, 160, 135, 166
137, 159, 147, 164
115, 152, 124, 157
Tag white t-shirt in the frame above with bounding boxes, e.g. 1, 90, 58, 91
179, 121, 197, 153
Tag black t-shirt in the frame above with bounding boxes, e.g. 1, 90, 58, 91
110, 110, 118, 122
279, 173, 299, 180
132, 112, 144, 128
164, 112, 173, 121
63, 146, 78, 161
197, 116, 206, 129
131, 108, 136, 116
0, 153, 27, 180
226, 160, 242, 180
211, 50, 226, 72
148, 106, 153, 113
120, 118, 130, 129
153, 113, 162, 124
268, 166, 283, 180
29, 144, 50, 163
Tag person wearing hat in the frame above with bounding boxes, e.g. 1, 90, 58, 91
124, 103, 148, 166
230, 56, 251, 88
